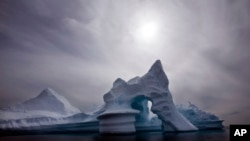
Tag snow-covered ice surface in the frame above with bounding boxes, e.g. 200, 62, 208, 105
99, 60, 197, 132
0, 88, 89, 129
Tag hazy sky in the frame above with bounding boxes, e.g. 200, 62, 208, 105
0, 0, 250, 125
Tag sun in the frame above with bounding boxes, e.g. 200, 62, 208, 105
134, 21, 160, 44
138, 22, 158, 41
130, 9, 163, 52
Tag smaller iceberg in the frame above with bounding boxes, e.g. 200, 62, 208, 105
176, 102, 224, 130
0, 88, 90, 129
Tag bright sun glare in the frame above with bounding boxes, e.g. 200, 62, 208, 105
131, 9, 163, 52
135, 21, 159, 43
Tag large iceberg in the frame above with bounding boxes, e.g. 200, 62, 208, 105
97, 60, 198, 133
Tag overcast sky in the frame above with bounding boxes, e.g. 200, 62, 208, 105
0, 0, 250, 125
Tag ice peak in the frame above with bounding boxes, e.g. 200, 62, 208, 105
39, 87, 57, 98
8, 88, 81, 115
148, 60, 164, 74
44, 87, 53, 92
113, 78, 126, 87
144, 60, 169, 87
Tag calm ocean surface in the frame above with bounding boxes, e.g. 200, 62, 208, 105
0, 129, 229, 141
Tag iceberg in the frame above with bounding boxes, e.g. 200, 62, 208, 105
0, 88, 88, 129
97, 60, 198, 133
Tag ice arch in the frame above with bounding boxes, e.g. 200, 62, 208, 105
98, 60, 197, 133
131, 95, 150, 123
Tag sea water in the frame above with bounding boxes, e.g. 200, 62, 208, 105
0, 129, 229, 141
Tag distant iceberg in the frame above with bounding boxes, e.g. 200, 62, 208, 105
0, 88, 90, 129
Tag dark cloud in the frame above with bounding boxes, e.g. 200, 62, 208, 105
0, 0, 250, 125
